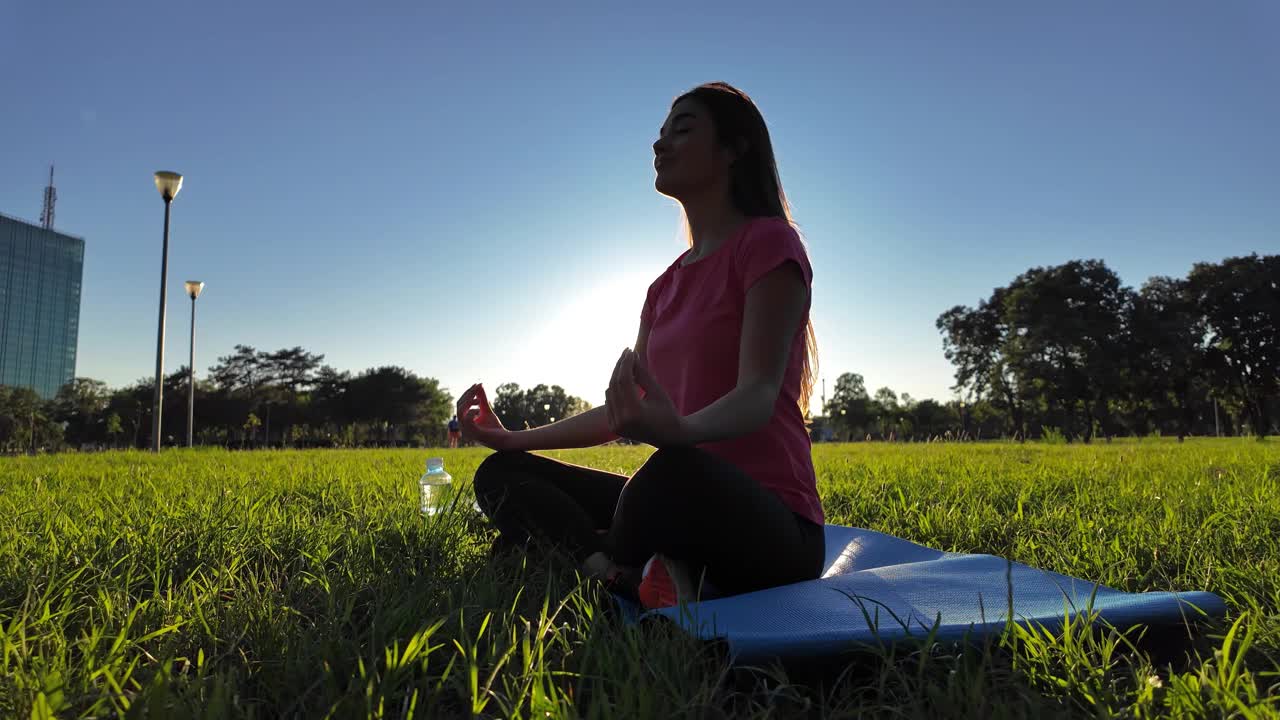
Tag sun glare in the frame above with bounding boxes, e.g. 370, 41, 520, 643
517, 271, 654, 407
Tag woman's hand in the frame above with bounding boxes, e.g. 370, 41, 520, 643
605, 349, 690, 447
457, 383, 515, 451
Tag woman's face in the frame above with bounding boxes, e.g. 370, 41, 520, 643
653, 97, 734, 201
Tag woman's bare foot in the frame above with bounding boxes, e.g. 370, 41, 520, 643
583, 552, 642, 596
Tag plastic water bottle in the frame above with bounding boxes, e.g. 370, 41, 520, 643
419, 457, 452, 516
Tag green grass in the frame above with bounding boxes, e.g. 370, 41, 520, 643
1, 440, 1278, 718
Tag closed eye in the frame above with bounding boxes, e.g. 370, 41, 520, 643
660, 112, 697, 137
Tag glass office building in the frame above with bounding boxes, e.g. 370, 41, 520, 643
0, 213, 85, 398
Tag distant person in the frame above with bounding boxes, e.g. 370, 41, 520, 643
447, 415, 462, 449
460, 82, 822, 609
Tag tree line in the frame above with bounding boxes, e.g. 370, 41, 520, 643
933, 253, 1277, 441
0, 344, 590, 452
3, 252, 1272, 451
818, 374, 967, 442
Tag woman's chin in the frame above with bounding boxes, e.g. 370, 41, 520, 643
654, 176, 683, 200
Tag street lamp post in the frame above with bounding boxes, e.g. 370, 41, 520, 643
185, 281, 205, 447
151, 171, 183, 452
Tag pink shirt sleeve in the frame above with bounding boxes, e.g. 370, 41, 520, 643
640, 274, 666, 325
733, 218, 813, 294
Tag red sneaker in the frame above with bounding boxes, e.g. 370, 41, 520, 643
638, 555, 679, 609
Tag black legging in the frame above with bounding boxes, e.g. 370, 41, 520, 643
473, 447, 825, 596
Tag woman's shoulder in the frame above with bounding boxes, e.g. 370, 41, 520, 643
747, 215, 798, 236
643, 257, 681, 308
650, 254, 683, 286
735, 216, 807, 257
735, 216, 803, 253
733, 216, 812, 285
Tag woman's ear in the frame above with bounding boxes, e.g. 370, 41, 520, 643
725, 137, 750, 167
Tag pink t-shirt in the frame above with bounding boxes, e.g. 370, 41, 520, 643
640, 216, 824, 525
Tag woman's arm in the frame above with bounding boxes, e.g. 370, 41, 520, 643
501, 321, 653, 451
504, 405, 615, 451
679, 262, 809, 445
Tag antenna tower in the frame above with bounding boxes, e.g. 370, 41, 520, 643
40, 165, 57, 230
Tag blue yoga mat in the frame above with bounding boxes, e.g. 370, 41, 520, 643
621, 525, 1227, 663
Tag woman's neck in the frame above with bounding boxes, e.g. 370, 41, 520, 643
681, 193, 747, 263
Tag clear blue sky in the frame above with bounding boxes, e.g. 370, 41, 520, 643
3, 1, 1277, 412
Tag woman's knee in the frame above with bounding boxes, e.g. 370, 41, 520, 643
640, 446, 703, 475
626, 447, 702, 499
473, 451, 532, 497
652, 445, 702, 464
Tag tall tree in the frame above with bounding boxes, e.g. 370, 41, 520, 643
908, 399, 952, 439
938, 293, 1026, 437
311, 365, 352, 426
0, 386, 63, 452
1002, 260, 1132, 441
414, 376, 454, 444
1187, 254, 1280, 436
347, 367, 452, 445
823, 372, 872, 440
1128, 276, 1206, 439
261, 347, 325, 445
105, 380, 153, 449
492, 383, 528, 430
52, 378, 110, 446
488, 382, 590, 432
209, 345, 265, 395
525, 384, 581, 426
208, 346, 268, 444
264, 347, 325, 393
873, 387, 899, 409
872, 387, 900, 438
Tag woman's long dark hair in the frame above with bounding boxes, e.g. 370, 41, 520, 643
675, 82, 819, 417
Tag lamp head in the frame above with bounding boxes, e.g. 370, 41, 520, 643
154, 171, 183, 201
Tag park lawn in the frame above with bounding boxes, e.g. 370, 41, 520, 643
0, 439, 1277, 718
